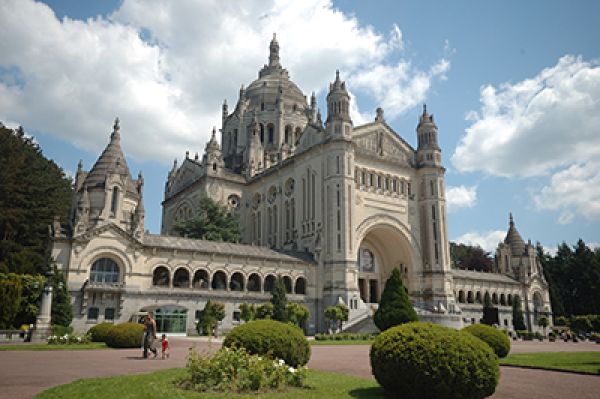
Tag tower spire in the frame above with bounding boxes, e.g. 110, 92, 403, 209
269, 33, 280, 68
111, 117, 120, 141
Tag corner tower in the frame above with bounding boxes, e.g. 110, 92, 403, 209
325, 70, 353, 140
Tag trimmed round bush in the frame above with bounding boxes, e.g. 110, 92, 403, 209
463, 324, 511, 358
223, 319, 310, 367
105, 322, 144, 348
88, 322, 114, 343
370, 322, 499, 399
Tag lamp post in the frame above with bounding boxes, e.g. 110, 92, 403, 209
32, 267, 54, 342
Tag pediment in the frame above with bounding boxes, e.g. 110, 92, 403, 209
73, 222, 142, 250
353, 123, 414, 166
171, 159, 203, 195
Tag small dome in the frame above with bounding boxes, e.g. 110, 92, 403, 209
504, 213, 526, 255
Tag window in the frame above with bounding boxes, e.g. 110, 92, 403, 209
233, 311, 241, 322
87, 307, 99, 320
110, 187, 119, 215
90, 258, 119, 284
104, 308, 115, 320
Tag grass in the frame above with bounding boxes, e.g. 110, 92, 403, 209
310, 340, 373, 346
36, 368, 383, 399
500, 352, 600, 374
0, 342, 108, 351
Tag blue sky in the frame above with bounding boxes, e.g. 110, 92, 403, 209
1, 0, 599, 252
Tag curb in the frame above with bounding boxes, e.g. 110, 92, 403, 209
500, 364, 600, 377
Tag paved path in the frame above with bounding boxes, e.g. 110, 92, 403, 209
0, 339, 598, 398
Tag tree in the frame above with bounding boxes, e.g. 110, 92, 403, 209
51, 270, 72, 327
255, 303, 273, 319
537, 316, 549, 336
450, 242, 493, 272
373, 268, 418, 331
324, 304, 348, 333
512, 295, 526, 331
270, 276, 288, 322
570, 315, 592, 335
0, 273, 24, 328
482, 292, 498, 325
239, 303, 256, 322
196, 300, 225, 336
0, 124, 73, 274
172, 196, 240, 243
286, 302, 309, 329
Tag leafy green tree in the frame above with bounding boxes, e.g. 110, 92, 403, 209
196, 300, 225, 336
554, 316, 568, 327
537, 316, 549, 336
374, 268, 418, 331
570, 315, 592, 334
512, 295, 526, 331
0, 124, 73, 274
450, 242, 494, 272
0, 273, 24, 328
51, 270, 72, 327
286, 302, 309, 329
323, 303, 349, 332
255, 303, 274, 319
239, 303, 256, 322
482, 291, 498, 325
172, 196, 240, 242
13, 273, 45, 328
270, 276, 288, 322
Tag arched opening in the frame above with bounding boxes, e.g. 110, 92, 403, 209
192, 269, 209, 289
110, 187, 119, 215
173, 268, 190, 288
533, 291, 544, 324
492, 293, 498, 305
282, 276, 292, 293
476, 291, 482, 304
458, 290, 465, 303
467, 291, 474, 303
152, 266, 170, 287
259, 124, 265, 143
267, 123, 274, 144
284, 125, 292, 144
507, 294, 513, 306
500, 293, 506, 306
230, 272, 244, 291
294, 277, 306, 295
212, 271, 227, 290
264, 274, 276, 293
90, 258, 120, 284
247, 273, 261, 292
356, 223, 414, 304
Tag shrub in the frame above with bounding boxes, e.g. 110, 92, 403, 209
463, 324, 511, 358
197, 300, 225, 336
591, 333, 600, 343
51, 324, 74, 337
223, 319, 310, 367
373, 268, 418, 331
105, 322, 144, 348
88, 322, 114, 342
370, 322, 499, 399
180, 346, 306, 393
47, 333, 90, 345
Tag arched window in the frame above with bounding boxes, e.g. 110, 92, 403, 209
282, 276, 292, 294
467, 291, 474, 303
294, 277, 306, 295
152, 266, 170, 287
192, 269, 209, 289
458, 290, 465, 303
260, 124, 265, 143
492, 293, 498, 305
90, 258, 120, 284
267, 124, 274, 144
173, 268, 190, 288
284, 125, 292, 144
475, 291, 482, 304
264, 275, 276, 293
212, 271, 227, 290
500, 294, 506, 306
230, 272, 244, 291
110, 187, 119, 215
247, 273, 261, 292
507, 294, 513, 306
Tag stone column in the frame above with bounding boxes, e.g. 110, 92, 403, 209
32, 284, 53, 342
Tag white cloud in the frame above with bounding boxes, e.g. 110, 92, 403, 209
446, 185, 477, 212
533, 161, 600, 222
454, 230, 506, 252
452, 55, 600, 177
0, 0, 449, 165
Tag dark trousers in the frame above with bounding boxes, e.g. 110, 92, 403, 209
143, 333, 157, 358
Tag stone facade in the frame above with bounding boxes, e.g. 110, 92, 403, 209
51, 36, 551, 335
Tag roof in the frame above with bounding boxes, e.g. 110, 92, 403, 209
504, 213, 526, 255
452, 269, 520, 284
143, 234, 315, 264
84, 118, 137, 194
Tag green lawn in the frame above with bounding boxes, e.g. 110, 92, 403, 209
36, 368, 383, 399
0, 342, 108, 351
310, 340, 373, 346
500, 352, 600, 374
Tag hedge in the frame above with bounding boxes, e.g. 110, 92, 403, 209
463, 324, 511, 358
88, 322, 114, 343
105, 322, 144, 348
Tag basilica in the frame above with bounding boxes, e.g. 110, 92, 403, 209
50, 36, 552, 335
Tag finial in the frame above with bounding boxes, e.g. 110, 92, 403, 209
509, 212, 514, 226
211, 126, 217, 139
194, 152, 199, 160
272, 32, 277, 41
423, 104, 427, 115
138, 170, 143, 179
113, 117, 120, 132
223, 99, 228, 107
77, 159, 83, 171
336, 69, 340, 81
173, 158, 177, 168
185, 151, 189, 159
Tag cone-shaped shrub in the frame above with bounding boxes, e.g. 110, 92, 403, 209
374, 268, 418, 331
370, 322, 499, 399
463, 324, 511, 358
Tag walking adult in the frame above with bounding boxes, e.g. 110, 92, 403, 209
142, 311, 158, 359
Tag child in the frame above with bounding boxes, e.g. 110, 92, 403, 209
161, 333, 170, 359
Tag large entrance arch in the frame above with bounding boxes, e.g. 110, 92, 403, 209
355, 222, 417, 304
